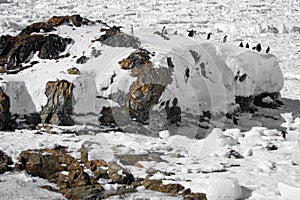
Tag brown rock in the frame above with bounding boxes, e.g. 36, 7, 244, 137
0, 150, 13, 174
107, 162, 134, 184
40, 80, 74, 126
0, 87, 11, 130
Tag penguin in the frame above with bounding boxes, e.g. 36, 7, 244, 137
233, 116, 239, 125
174, 30, 178, 35
239, 74, 247, 82
281, 130, 287, 140
111, 26, 123, 32
130, 25, 134, 36
162, 26, 166, 35
252, 46, 256, 50
266, 46, 270, 53
239, 42, 243, 47
223, 35, 227, 43
245, 43, 249, 48
185, 67, 190, 78
207, 32, 212, 40
256, 43, 262, 52
188, 30, 196, 37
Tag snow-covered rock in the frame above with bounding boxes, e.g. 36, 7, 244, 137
207, 177, 243, 200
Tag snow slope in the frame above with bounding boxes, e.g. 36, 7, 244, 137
0, 0, 299, 200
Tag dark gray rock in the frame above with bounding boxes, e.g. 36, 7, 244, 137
40, 80, 74, 126
0, 87, 11, 130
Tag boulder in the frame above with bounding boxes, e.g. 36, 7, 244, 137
40, 80, 74, 126
0, 150, 13, 174
94, 27, 140, 48
119, 49, 174, 123
18, 147, 105, 200
67, 67, 81, 75
0, 34, 72, 73
0, 87, 11, 130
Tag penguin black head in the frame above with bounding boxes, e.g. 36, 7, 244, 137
245, 43, 249, 48
223, 35, 228, 43
207, 32, 212, 40
188, 30, 196, 37
256, 43, 262, 52
239, 42, 243, 47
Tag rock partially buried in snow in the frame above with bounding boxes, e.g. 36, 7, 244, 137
0, 87, 11, 130
207, 177, 243, 200
159, 130, 170, 139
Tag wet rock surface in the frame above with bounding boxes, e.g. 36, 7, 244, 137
0, 87, 11, 130
40, 80, 74, 126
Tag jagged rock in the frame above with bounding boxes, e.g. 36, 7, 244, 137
20, 15, 90, 36
0, 87, 11, 130
254, 92, 282, 108
18, 147, 104, 200
76, 55, 89, 64
118, 49, 174, 123
107, 162, 134, 184
84, 160, 108, 179
0, 15, 88, 73
118, 49, 151, 70
143, 179, 184, 195
225, 149, 244, 159
40, 80, 74, 126
38, 34, 72, 59
143, 178, 206, 199
235, 96, 257, 113
0, 34, 73, 73
94, 27, 140, 48
67, 67, 81, 75
0, 150, 13, 174
115, 153, 165, 166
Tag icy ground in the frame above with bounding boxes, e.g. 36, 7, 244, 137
0, 0, 300, 199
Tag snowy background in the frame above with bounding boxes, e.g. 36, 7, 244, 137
0, 0, 300, 199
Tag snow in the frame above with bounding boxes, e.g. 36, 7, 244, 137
0, 0, 299, 199
207, 177, 243, 200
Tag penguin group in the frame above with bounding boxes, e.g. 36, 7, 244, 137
239, 42, 270, 53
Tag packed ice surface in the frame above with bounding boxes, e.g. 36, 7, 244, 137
0, 0, 299, 200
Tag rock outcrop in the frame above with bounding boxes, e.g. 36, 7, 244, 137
0, 34, 72, 73
94, 26, 140, 48
0, 150, 13, 174
17, 146, 104, 199
119, 49, 174, 123
40, 80, 74, 126
0, 15, 92, 74
67, 67, 81, 75
0, 87, 11, 130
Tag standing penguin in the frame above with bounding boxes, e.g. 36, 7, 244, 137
223, 35, 228, 43
239, 42, 243, 47
184, 67, 190, 82
131, 25, 134, 36
266, 46, 270, 53
245, 43, 249, 48
207, 32, 212, 40
188, 30, 196, 37
162, 26, 166, 35
256, 43, 262, 52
